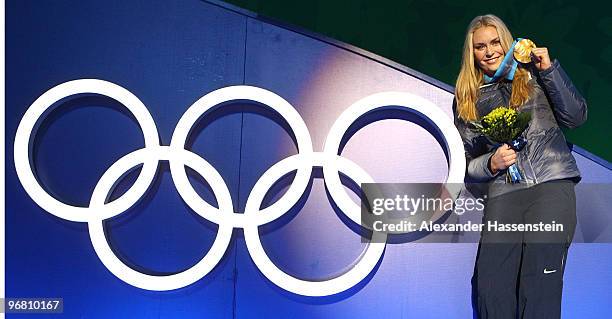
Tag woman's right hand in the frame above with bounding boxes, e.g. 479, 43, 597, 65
489, 144, 517, 174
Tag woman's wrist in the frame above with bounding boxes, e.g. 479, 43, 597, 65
488, 153, 498, 175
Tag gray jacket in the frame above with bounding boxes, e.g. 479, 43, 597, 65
453, 60, 588, 198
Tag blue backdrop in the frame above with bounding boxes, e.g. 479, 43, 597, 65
6, 0, 612, 318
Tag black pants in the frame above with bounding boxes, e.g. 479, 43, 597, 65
474, 180, 577, 319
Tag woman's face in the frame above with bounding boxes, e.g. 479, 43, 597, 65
472, 26, 505, 76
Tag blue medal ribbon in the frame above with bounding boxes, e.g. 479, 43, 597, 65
483, 38, 522, 84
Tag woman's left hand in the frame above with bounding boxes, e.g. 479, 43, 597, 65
531, 47, 552, 71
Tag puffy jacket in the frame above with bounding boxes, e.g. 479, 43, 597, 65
453, 59, 588, 198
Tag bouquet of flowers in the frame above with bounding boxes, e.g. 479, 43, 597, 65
471, 106, 531, 183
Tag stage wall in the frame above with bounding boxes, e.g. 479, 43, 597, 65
5, 0, 612, 318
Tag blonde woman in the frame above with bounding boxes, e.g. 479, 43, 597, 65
453, 14, 587, 319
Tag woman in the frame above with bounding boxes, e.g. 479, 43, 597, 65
453, 14, 587, 319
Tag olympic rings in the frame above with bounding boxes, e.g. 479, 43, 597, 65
14, 79, 466, 296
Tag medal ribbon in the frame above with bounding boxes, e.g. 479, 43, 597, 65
483, 38, 522, 84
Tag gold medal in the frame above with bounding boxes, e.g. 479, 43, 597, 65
513, 39, 537, 63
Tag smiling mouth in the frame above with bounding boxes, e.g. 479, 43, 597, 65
484, 56, 500, 63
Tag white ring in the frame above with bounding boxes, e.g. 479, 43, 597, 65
88, 147, 233, 291
14, 79, 159, 222
244, 152, 386, 296
323, 91, 466, 230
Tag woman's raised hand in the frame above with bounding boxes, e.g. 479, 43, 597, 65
531, 47, 552, 71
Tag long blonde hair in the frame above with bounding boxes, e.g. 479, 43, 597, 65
455, 14, 532, 122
